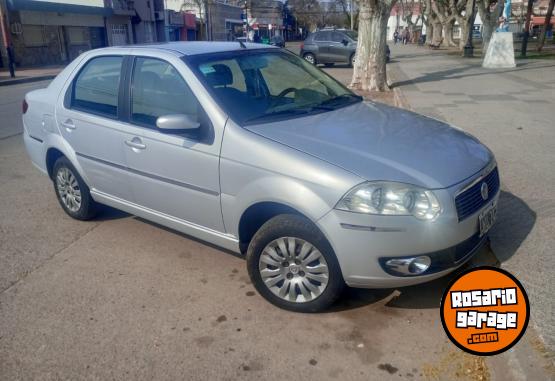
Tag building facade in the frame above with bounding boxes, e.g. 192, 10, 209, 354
1, 0, 161, 67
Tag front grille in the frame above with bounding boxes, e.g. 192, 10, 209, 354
455, 167, 500, 221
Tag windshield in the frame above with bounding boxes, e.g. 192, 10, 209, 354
185, 50, 361, 125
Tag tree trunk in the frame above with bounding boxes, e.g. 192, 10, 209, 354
459, 21, 468, 49
478, 0, 504, 52
427, 21, 434, 43
443, 19, 456, 46
537, 0, 555, 51
350, 0, 394, 92
454, 0, 476, 50
432, 21, 443, 45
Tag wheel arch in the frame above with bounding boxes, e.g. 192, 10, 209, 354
46, 147, 64, 179
43, 135, 90, 186
237, 201, 312, 254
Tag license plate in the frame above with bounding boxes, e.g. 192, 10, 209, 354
479, 202, 497, 237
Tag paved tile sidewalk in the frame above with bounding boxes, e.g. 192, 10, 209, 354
389, 44, 555, 355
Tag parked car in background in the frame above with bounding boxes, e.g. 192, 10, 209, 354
270, 35, 285, 48
301, 29, 358, 67
301, 29, 390, 66
23, 42, 499, 312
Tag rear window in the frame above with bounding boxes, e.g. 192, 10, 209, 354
71, 56, 123, 118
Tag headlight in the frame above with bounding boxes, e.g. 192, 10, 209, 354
335, 181, 442, 220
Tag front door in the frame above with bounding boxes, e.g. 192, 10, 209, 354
55, 55, 135, 202
123, 56, 224, 232
314, 31, 332, 63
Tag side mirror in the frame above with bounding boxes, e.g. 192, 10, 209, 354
156, 114, 200, 132
342, 39, 349, 46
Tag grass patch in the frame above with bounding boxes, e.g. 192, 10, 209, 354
518, 50, 555, 60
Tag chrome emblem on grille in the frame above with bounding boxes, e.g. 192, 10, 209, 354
481, 182, 489, 200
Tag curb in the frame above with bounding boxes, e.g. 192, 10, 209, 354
0, 74, 57, 86
387, 68, 411, 110
391, 85, 411, 110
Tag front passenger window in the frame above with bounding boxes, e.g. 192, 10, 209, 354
332, 32, 345, 43
131, 57, 200, 128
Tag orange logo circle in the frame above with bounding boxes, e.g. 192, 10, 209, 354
440, 266, 529, 356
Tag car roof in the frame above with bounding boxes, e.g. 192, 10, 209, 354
93, 41, 276, 56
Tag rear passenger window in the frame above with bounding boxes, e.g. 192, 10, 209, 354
314, 31, 331, 41
131, 57, 200, 128
72, 56, 123, 117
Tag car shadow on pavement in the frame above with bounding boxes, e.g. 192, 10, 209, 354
133, 216, 245, 259
94, 205, 130, 221
329, 190, 536, 312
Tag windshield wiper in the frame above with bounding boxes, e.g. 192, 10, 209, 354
318, 93, 363, 108
242, 108, 313, 125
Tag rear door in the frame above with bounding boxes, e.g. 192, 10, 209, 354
314, 31, 332, 62
55, 54, 135, 202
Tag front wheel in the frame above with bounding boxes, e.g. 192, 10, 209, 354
53, 156, 98, 220
246, 214, 344, 312
349, 53, 356, 68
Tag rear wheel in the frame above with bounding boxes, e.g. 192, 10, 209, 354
303, 53, 316, 65
246, 214, 344, 312
53, 157, 98, 220
349, 53, 356, 68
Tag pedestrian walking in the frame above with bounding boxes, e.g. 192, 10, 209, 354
402, 27, 410, 45
393, 30, 399, 44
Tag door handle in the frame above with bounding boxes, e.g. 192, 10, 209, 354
125, 137, 146, 150
61, 119, 75, 130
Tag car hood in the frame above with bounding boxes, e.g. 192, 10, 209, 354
244, 102, 492, 189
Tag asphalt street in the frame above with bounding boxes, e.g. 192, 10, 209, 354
0, 51, 553, 380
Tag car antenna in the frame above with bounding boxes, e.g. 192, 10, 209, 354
239, 40, 247, 49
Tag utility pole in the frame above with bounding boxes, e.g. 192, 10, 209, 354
0, 0, 15, 77
244, 0, 249, 38
205, 0, 210, 41
521, 0, 534, 56
350, 0, 354, 30
463, 0, 477, 57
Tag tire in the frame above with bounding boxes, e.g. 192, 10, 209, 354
53, 156, 98, 220
349, 53, 356, 68
246, 214, 344, 312
303, 53, 316, 65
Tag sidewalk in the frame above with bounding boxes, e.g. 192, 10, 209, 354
0, 66, 63, 86
389, 44, 555, 357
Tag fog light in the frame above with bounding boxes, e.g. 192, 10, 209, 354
384, 256, 431, 276
408, 256, 431, 274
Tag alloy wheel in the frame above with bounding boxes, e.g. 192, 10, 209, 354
56, 167, 82, 212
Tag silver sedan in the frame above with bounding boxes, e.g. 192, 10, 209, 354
22, 42, 499, 312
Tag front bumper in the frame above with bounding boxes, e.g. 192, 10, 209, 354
316, 187, 499, 288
